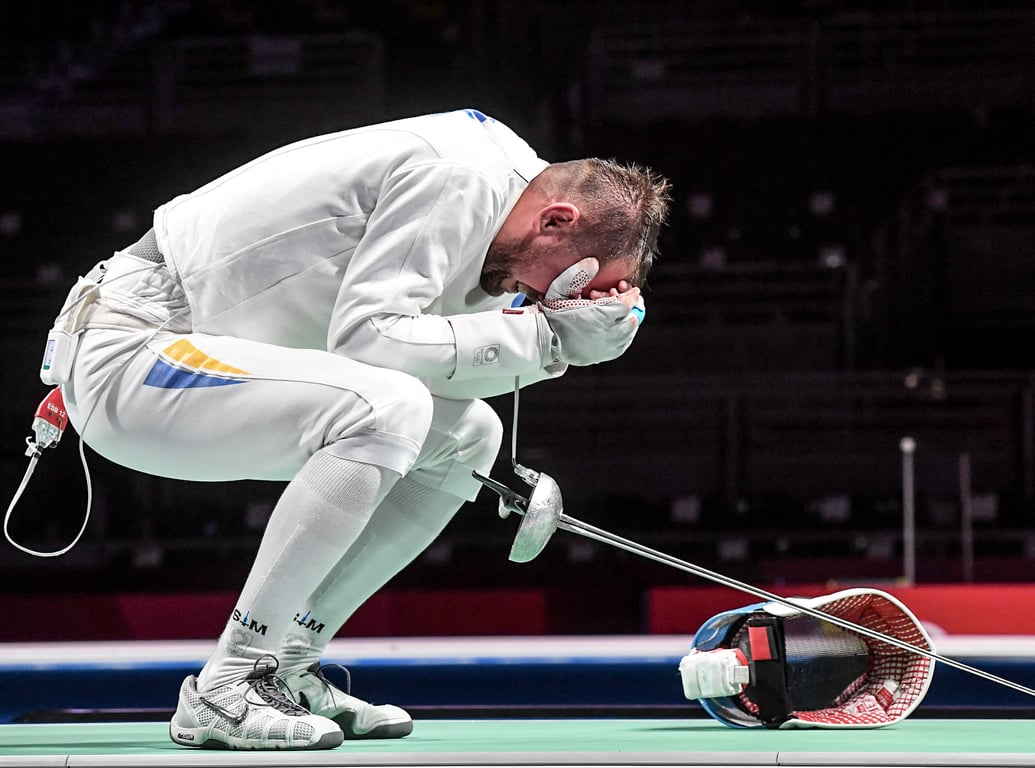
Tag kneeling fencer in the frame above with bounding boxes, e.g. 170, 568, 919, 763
40, 109, 671, 750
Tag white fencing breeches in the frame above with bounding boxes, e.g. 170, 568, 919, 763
59, 255, 505, 686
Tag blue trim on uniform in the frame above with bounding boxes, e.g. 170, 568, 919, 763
463, 108, 494, 123
511, 293, 527, 307
143, 359, 247, 389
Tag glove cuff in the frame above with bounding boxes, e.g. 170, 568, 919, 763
448, 308, 556, 381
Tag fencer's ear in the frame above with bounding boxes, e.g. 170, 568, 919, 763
537, 202, 579, 232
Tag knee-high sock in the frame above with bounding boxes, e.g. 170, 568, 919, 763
276, 477, 465, 671
197, 449, 398, 691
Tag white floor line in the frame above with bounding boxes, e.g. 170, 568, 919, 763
1, 634, 1033, 669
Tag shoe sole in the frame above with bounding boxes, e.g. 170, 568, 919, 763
333, 711, 413, 740
169, 724, 344, 750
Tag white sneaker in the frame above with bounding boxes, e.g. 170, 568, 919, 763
284, 662, 413, 739
169, 656, 344, 750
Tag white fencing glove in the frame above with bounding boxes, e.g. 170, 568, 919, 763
537, 257, 644, 367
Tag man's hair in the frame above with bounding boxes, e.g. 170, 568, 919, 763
538, 158, 672, 285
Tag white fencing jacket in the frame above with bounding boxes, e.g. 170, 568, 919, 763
153, 109, 564, 399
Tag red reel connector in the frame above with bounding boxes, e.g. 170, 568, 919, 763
26, 387, 69, 456
9, 386, 90, 557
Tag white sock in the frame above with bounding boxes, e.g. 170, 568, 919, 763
277, 477, 465, 672
197, 449, 397, 691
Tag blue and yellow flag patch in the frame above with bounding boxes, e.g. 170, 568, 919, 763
144, 339, 251, 389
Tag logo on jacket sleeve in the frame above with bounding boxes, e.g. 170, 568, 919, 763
473, 344, 500, 366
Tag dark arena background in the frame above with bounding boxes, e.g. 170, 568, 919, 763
1, 1, 1034, 766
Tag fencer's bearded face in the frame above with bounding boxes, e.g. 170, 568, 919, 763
480, 238, 539, 298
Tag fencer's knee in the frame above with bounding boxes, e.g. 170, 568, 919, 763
368, 371, 435, 447
322, 369, 434, 475
401, 397, 503, 500
455, 398, 504, 473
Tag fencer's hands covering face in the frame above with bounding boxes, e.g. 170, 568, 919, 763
535, 257, 644, 367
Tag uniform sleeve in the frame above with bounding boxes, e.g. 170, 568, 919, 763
423, 361, 568, 400
328, 161, 557, 381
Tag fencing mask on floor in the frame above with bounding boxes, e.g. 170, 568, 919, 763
678, 588, 935, 728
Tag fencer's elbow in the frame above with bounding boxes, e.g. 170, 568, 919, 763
327, 321, 423, 374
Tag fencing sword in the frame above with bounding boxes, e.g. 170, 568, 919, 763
472, 378, 562, 563
472, 380, 1035, 700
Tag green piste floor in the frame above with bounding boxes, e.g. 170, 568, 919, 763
1, 718, 1034, 767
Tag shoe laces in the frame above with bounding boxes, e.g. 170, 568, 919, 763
246, 655, 311, 716
305, 661, 353, 704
